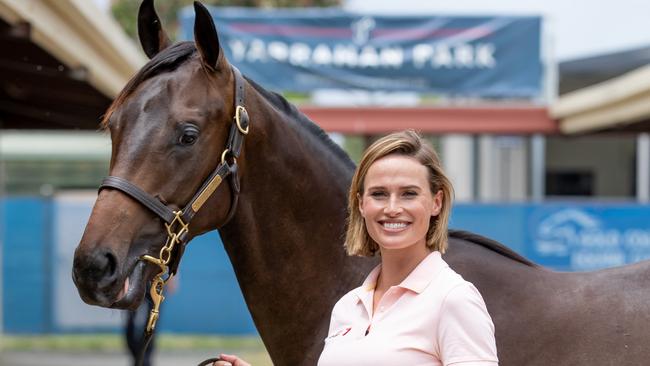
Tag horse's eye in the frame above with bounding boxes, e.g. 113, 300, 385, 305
179, 126, 199, 146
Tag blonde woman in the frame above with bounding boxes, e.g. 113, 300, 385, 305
317, 130, 498, 365
213, 130, 497, 366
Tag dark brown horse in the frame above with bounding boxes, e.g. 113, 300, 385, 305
72, 2, 650, 365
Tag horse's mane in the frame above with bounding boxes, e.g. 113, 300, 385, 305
449, 229, 538, 267
245, 78, 356, 170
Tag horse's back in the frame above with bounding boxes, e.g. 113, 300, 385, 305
444, 231, 650, 366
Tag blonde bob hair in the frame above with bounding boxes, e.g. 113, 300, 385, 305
345, 130, 454, 256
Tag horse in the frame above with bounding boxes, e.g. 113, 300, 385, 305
72, 1, 650, 365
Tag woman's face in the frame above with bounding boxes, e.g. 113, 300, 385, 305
359, 154, 442, 254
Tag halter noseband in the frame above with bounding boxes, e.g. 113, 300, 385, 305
98, 65, 249, 335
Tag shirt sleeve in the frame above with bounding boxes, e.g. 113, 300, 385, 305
437, 283, 499, 366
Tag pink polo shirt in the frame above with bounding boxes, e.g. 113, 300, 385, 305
318, 251, 498, 366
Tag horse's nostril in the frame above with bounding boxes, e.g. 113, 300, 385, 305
103, 251, 117, 279
75, 249, 119, 286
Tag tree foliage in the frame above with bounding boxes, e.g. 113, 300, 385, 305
111, 0, 341, 41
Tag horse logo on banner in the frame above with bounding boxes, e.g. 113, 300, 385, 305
352, 16, 376, 45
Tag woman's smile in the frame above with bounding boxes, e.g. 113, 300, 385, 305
379, 220, 411, 232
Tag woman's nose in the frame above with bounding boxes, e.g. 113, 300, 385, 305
384, 196, 402, 215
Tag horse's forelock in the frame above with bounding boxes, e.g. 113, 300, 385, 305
100, 42, 198, 130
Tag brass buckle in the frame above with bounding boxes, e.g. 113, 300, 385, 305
165, 211, 189, 243
234, 105, 249, 135
221, 149, 236, 166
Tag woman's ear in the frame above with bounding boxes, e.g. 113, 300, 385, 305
357, 192, 365, 217
431, 190, 443, 216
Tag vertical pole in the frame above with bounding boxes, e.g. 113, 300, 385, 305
478, 135, 496, 201
531, 134, 546, 202
472, 135, 479, 201
0, 129, 5, 336
542, 15, 558, 105
42, 193, 54, 333
637, 133, 650, 203
442, 134, 474, 202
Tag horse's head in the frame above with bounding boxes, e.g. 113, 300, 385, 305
72, 0, 243, 309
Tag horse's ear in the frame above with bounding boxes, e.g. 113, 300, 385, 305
193, 1, 221, 71
137, 0, 172, 59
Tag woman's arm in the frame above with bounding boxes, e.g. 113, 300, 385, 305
437, 283, 499, 365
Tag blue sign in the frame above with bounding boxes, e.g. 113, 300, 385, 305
452, 203, 650, 272
179, 8, 542, 98
526, 204, 650, 271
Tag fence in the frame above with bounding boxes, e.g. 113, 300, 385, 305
2, 193, 649, 334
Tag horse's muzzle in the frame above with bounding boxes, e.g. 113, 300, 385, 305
72, 247, 137, 308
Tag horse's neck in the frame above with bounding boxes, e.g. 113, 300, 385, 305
218, 90, 375, 365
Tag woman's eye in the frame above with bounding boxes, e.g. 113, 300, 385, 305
404, 191, 417, 197
370, 191, 387, 198
179, 126, 199, 145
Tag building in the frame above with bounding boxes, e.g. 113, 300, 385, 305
2, 1, 650, 335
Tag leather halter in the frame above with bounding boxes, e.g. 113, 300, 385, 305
99, 65, 249, 276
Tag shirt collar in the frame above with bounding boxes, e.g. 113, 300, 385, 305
398, 251, 447, 294
354, 264, 380, 317
355, 251, 447, 301
363, 264, 381, 290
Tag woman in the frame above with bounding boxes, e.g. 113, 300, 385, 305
214, 130, 497, 366
318, 130, 497, 365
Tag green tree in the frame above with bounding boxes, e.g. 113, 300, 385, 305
111, 0, 341, 41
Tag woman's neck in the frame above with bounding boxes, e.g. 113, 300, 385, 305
377, 243, 432, 290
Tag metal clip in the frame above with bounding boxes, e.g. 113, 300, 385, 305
141, 254, 166, 272
146, 277, 166, 333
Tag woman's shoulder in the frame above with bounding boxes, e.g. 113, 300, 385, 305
435, 269, 489, 316
427, 261, 476, 296
331, 284, 364, 312
441, 280, 485, 307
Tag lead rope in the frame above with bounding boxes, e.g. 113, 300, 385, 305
135, 211, 188, 366
197, 357, 224, 366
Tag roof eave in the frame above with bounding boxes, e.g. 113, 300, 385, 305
0, 0, 147, 98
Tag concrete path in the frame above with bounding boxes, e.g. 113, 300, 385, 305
0, 350, 265, 366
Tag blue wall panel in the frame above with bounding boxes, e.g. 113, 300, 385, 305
2, 198, 50, 333
3, 198, 650, 334
450, 203, 528, 255
159, 231, 257, 334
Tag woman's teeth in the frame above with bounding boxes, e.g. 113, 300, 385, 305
383, 222, 407, 229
